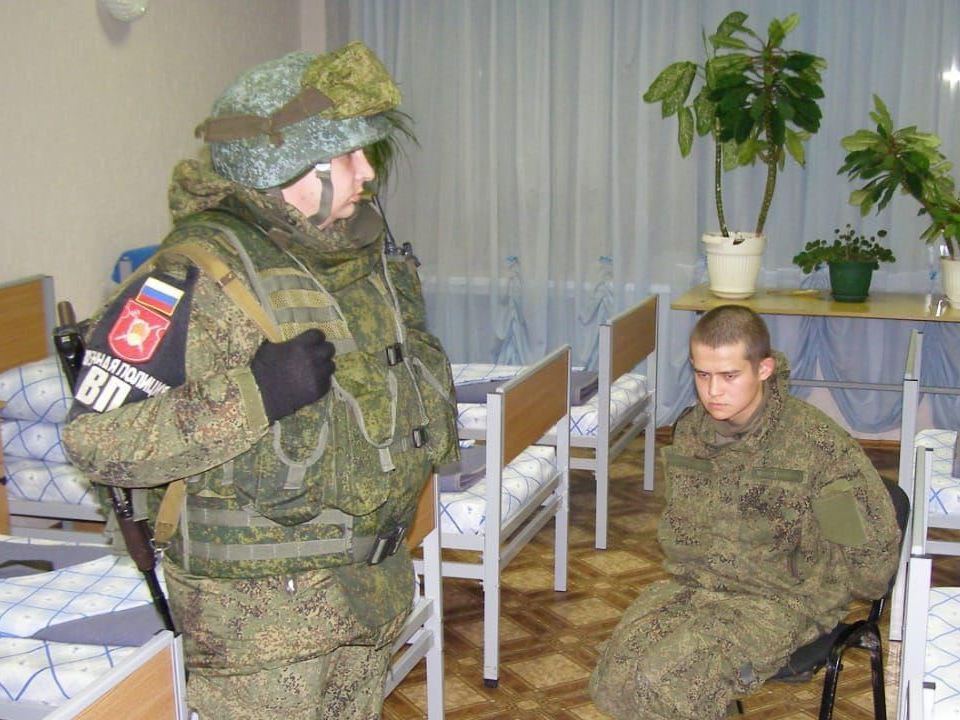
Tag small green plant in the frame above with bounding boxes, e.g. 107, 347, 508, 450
792, 225, 896, 274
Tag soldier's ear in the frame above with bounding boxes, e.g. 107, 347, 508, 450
757, 356, 775, 382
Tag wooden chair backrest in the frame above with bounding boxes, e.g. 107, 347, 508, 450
499, 345, 570, 467
608, 294, 657, 381
405, 475, 437, 550
0, 275, 55, 373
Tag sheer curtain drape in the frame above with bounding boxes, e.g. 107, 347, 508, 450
327, 0, 960, 431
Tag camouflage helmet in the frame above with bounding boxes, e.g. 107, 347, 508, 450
196, 42, 401, 189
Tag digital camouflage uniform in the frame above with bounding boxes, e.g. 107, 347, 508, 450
590, 353, 900, 720
63, 45, 458, 720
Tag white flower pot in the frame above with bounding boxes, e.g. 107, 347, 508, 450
702, 231, 766, 299
942, 257, 960, 306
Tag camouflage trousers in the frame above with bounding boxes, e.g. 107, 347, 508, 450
163, 551, 414, 720
590, 579, 823, 720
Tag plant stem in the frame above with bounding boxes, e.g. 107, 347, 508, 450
756, 94, 776, 236
715, 123, 728, 237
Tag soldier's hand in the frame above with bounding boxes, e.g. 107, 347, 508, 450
250, 329, 336, 423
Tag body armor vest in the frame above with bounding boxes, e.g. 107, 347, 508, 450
159, 208, 458, 579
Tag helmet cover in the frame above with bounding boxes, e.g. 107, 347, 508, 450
198, 42, 401, 189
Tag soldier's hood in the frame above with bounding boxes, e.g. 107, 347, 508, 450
168, 156, 384, 261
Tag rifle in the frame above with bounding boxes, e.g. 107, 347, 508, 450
54, 301, 177, 633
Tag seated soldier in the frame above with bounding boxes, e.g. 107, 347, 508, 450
589, 304, 900, 720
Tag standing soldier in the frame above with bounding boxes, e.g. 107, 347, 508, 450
63, 42, 458, 719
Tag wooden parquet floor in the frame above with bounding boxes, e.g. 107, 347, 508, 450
384, 435, 957, 720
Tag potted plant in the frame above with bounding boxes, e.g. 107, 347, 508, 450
792, 224, 896, 302
644, 11, 826, 298
839, 95, 960, 304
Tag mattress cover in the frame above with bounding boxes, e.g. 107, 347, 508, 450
439, 445, 557, 536
3, 456, 98, 507
0, 357, 72, 424
0, 554, 163, 638
0, 637, 135, 705
916, 429, 960, 516
2, 419, 69, 464
925, 585, 960, 716
451, 363, 650, 438
0, 537, 163, 709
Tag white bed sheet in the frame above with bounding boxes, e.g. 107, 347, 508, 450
451, 363, 649, 439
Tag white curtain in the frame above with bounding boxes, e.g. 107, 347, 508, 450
327, 0, 960, 431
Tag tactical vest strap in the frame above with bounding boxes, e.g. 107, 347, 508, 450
184, 536, 378, 563
187, 505, 352, 529
161, 241, 283, 342
154, 479, 187, 544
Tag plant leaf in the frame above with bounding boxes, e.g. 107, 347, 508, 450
785, 128, 805, 165
768, 18, 785, 47
870, 94, 893, 133
716, 11, 749, 38
779, 13, 800, 36
710, 35, 749, 50
643, 61, 696, 104
693, 88, 716, 136
784, 52, 817, 71
678, 106, 694, 157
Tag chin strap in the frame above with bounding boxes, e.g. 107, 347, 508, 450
307, 163, 334, 227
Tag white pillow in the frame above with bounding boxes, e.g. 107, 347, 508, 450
0, 356, 72, 423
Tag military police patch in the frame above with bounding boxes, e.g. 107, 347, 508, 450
108, 299, 170, 363
71, 269, 195, 416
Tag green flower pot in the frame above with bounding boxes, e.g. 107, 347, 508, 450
828, 261, 874, 302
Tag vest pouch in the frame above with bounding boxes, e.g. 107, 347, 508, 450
329, 351, 397, 446
323, 392, 393, 516
230, 401, 332, 526
385, 256, 427, 330
404, 329, 459, 467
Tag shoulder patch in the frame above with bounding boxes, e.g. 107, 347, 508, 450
108, 299, 170, 363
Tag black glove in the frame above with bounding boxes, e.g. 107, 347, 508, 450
250, 329, 336, 423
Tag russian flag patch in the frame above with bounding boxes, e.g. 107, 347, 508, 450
135, 277, 184, 316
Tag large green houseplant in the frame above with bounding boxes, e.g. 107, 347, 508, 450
838, 95, 960, 303
644, 11, 826, 298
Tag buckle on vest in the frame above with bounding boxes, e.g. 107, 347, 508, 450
411, 426, 428, 448
367, 524, 407, 565
385, 343, 403, 366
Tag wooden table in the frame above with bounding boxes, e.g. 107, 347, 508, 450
671, 284, 960, 395
671, 284, 960, 323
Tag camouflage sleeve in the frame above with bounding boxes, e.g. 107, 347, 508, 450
811, 434, 900, 601
63, 260, 269, 488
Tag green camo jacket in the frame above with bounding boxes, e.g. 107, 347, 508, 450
63, 159, 459, 579
659, 353, 900, 626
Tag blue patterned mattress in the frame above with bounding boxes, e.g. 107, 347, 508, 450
0, 536, 165, 710
917, 429, 960, 516
451, 363, 650, 439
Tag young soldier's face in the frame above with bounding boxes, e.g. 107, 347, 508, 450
690, 340, 774, 427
